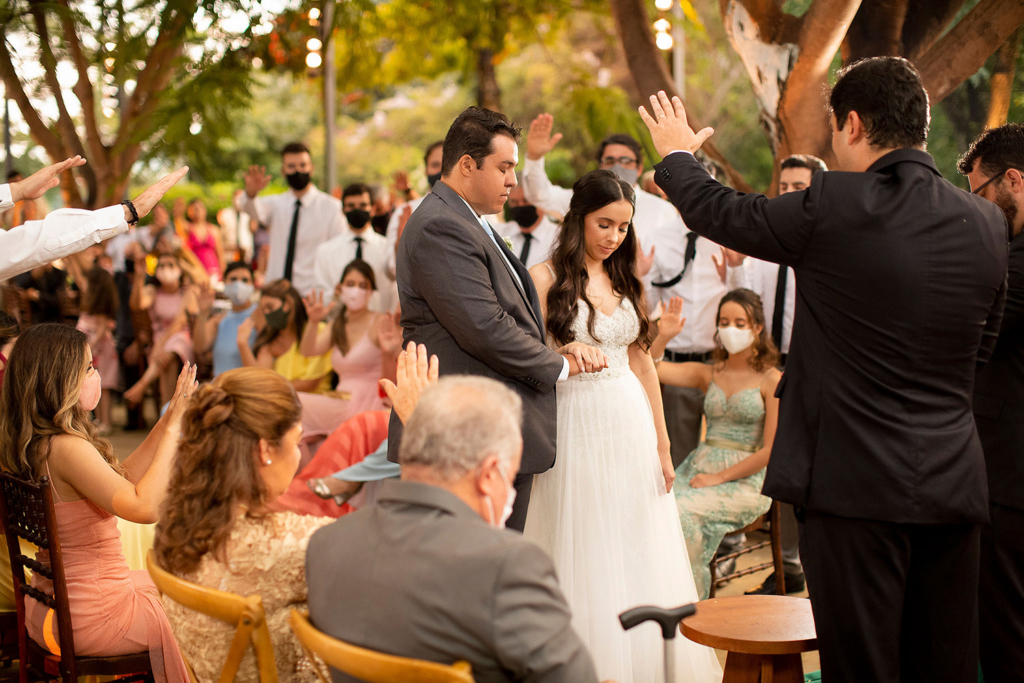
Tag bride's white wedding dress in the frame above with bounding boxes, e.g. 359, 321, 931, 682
524, 296, 722, 683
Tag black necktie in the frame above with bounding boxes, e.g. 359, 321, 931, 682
354, 236, 364, 260
518, 233, 533, 264
772, 265, 789, 350
652, 231, 698, 288
283, 199, 301, 282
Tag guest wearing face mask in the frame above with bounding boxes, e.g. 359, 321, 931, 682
192, 262, 259, 378
501, 182, 557, 270
651, 289, 782, 598
237, 279, 333, 394
241, 142, 345, 296
368, 183, 393, 236
313, 183, 390, 311
385, 141, 444, 281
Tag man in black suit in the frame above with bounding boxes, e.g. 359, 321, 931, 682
388, 107, 601, 531
958, 123, 1024, 682
639, 57, 1008, 682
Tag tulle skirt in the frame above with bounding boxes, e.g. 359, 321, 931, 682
524, 370, 722, 683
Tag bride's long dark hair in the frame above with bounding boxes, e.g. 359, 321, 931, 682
546, 169, 652, 350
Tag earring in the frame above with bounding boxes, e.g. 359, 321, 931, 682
265, 459, 272, 465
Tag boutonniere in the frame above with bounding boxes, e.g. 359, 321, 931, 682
502, 236, 514, 251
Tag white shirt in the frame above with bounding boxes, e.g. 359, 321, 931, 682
241, 184, 344, 295
496, 215, 559, 270
0, 184, 128, 282
729, 258, 796, 354
385, 196, 426, 280
312, 227, 392, 312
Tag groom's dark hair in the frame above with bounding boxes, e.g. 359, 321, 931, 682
442, 107, 522, 176
829, 56, 929, 150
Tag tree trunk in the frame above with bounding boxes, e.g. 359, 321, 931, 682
986, 26, 1022, 129
476, 48, 502, 111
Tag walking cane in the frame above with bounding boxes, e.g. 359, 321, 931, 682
618, 603, 696, 683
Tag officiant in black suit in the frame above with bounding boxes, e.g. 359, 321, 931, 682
639, 57, 1008, 682
388, 107, 603, 531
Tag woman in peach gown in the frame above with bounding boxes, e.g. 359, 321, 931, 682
0, 323, 193, 683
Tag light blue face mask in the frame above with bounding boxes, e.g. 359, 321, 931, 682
223, 280, 255, 307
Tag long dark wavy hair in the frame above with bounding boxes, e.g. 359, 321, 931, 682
331, 259, 377, 355
546, 169, 652, 350
711, 288, 780, 372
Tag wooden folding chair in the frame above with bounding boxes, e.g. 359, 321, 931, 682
708, 499, 786, 598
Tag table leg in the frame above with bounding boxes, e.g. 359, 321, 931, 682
722, 652, 806, 683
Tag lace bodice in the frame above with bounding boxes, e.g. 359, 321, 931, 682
560, 298, 640, 381
703, 382, 765, 450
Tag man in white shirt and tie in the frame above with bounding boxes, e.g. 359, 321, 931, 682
385, 140, 444, 281
241, 142, 345, 295
0, 156, 186, 282
500, 183, 557, 270
314, 182, 392, 310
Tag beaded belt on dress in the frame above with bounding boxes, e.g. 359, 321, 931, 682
575, 366, 629, 381
704, 437, 759, 453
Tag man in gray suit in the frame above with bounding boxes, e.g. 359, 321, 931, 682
388, 106, 602, 530
308, 376, 604, 683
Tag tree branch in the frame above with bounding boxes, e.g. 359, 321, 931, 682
725, 0, 802, 43
901, 0, 966, 61
842, 0, 908, 62
986, 25, 1022, 128
56, 0, 109, 171
917, 0, 1024, 103
0, 34, 65, 162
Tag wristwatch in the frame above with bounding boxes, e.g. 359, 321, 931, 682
121, 199, 139, 226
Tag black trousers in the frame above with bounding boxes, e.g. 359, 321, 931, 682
799, 511, 980, 683
979, 504, 1024, 682
504, 472, 534, 533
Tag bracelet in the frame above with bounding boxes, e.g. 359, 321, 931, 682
121, 199, 139, 225
652, 353, 665, 363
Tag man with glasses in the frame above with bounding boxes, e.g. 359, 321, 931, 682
523, 114, 741, 469
958, 122, 1024, 682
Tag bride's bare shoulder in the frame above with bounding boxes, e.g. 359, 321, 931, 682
529, 260, 556, 293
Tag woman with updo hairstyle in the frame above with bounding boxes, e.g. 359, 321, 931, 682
154, 367, 332, 683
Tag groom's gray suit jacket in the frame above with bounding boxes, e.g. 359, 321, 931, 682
387, 180, 565, 474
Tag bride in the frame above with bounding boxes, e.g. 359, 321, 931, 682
523, 170, 722, 683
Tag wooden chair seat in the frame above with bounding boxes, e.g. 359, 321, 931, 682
683, 595, 817, 682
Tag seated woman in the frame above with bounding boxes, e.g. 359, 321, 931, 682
297, 260, 401, 460
192, 261, 257, 377
184, 199, 226, 281
154, 367, 331, 682
0, 323, 193, 682
124, 252, 196, 406
76, 265, 121, 434
654, 290, 782, 599
237, 279, 332, 395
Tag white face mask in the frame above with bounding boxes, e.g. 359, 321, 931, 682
224, 280, 254, 307
718, 326, 756, 355
484, 462, 516, 528
339, 285, 370, 311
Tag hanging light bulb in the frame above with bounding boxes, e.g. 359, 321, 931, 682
654, 18, 671, 32
308, 8, 320, 19
305, 52, 322, 68
306, 38, 322, 51
655, 0, 673, 10
656, 31, 674, 51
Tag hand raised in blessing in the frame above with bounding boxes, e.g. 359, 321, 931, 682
379, 342, 439, 424
638, 91, 714, 159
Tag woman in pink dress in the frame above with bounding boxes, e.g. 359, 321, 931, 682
185, 199, 225, 280
0, 323, 195, 683
76, 266, 121, 434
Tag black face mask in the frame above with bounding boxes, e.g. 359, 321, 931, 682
285, 171, 310, 191
345, 209, 371, 230
371, 212, 391, 234
427, 172, 442, 188
509, 205, 539, 228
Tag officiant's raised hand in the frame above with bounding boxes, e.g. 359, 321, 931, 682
638, 91, 714, 159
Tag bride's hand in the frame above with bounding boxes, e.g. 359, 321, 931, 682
659, 443, 675, 493
558, 341, 609, 373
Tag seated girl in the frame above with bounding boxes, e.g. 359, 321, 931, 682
0, 323, 193, 681
192, 261, 258, 377
654, 290, 782, 598
76, 265, 121, 434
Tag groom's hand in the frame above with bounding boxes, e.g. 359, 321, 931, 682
637, 91, 714, 159
561, 342, 609, 376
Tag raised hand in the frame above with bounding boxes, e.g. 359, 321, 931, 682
237, 316, 256, 345
526, 113, 563, 161
396, 203, 414, 248
637, 91, 714, 158
244, 165, 272, 199
131, 167, 189, 220
392, 170, 410, 194
376, 311, 404, 355
303, 290, 331, 322
9, 156, 87, 203
657, 296, 686, 340
196, 283, 216, 314
167, 363, 199, 420
379, 341, 439, 424
636, 243, 656, 279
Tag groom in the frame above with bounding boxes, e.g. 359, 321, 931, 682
388, 106, 599, 531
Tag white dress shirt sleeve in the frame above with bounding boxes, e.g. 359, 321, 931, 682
241, 193, 272, 227
522, 157, 573, 219
0, 203, 128, 282
312, 241, 336, 294
385, 202, 403, 280
726, 261, 751, 291
558, 356, 570, 381
0, 184, 13, 212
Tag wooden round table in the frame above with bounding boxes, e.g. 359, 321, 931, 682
681, 595, 817, 683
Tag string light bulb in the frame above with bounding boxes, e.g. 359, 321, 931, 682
656, 31, 674, 51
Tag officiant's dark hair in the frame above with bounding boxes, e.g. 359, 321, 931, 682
830, 56, 929, 150
546, 170, 652, 351
442, 107, 522, 176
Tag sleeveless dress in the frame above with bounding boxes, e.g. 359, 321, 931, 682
76, 313, 120, 390
150, 289, 194, 365
27, 469, 190, 682
673, 381, 772, 598
524, 297, 722, 683
186, 227, 221, 277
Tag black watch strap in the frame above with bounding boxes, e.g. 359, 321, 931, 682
121, 199, 139, 225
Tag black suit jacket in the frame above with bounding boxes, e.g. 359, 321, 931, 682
387, 181, 565, 474
655, 149, 1008, 524
974, 233, 1024, 512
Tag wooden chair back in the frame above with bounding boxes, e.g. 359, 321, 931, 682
146, 549, 278, 683
0, 472, 152, 682
708, 499, 785, 598
288, 609, 474, 683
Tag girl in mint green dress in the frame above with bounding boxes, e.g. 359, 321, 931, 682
653, 289, 782, 598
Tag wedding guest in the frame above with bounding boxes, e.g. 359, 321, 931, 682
192, 261, 258, 377
312, 184, 390, 311
216, 189, 256, 263
124, 252, 196, 406
13, 261, 68, 324
653, 291, 781, 598
0, 323, 194, 682
306, 372, 604, 683
958, 123, 1024, 681
368, 183, 393, 236
154, 367, 331, 683
501, 183, 557, 270
237, 279, 332, 394
0, 312, 19, 385
385, 141, 444, 280
76, 266, 121, 435
241, 143, 345, 295
185, 199, 226, 280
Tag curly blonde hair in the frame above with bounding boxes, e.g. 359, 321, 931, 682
154, 367, 301, 576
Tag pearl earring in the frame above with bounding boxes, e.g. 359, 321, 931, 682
265, 459, 272, 465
